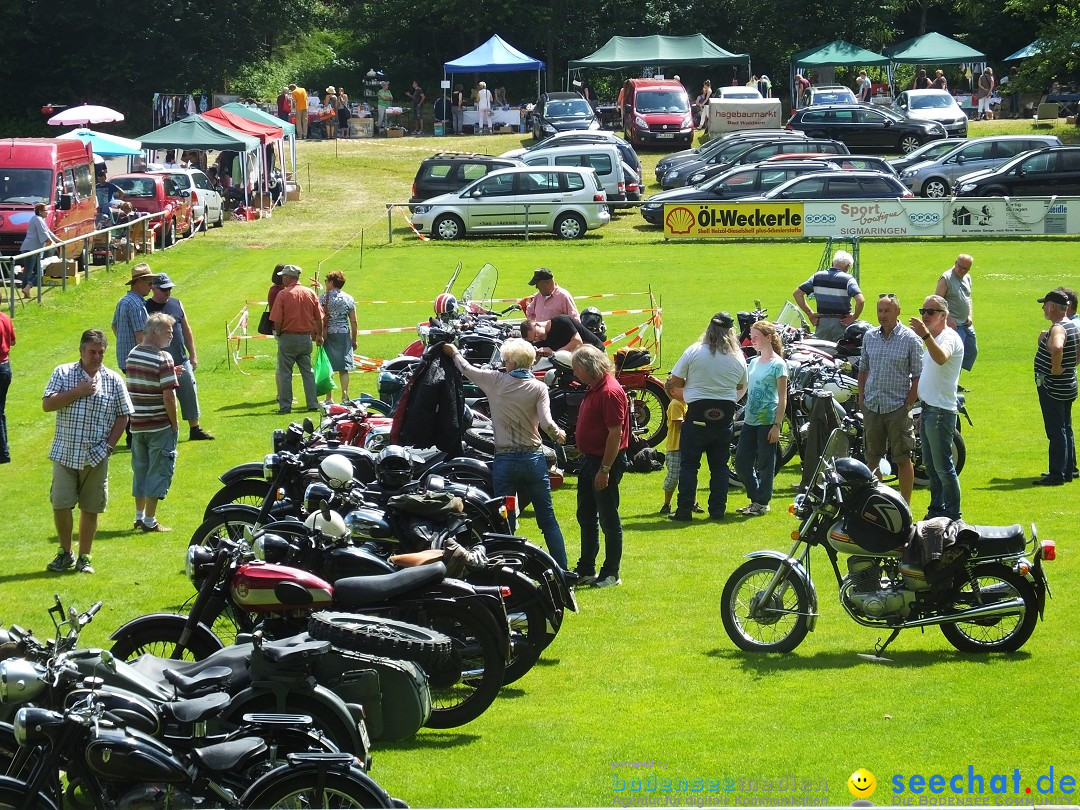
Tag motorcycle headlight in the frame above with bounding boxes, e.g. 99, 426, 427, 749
263, 453, 280, 479
0, 659, 47, 704
364, 430, 388, 452
14, 707, 61, 746
185, 544, 214, 584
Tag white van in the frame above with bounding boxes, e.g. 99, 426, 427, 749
520, 143, 630, 207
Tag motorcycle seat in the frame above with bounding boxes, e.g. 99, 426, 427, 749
261, 637, 331, 665
163, 665, 234, 696
333, 562, 447, 606
130, 649, 253, 693
160, 691, 231, 724
190, 735, 267, 774
966, 524, 1026, 557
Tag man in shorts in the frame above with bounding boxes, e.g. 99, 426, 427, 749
43, 330, 133, 574
858, 294, 923, 503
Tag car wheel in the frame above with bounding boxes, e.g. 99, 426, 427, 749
433, 214, 464, 241
982, 185, 1009, 197
214, 205, 225, 228
161, 219, 176, 248
899, 135, 922, 154
554, 212, 586, 240
922, 177, 950, 198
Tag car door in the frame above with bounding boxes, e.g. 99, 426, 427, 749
710, 169, 760, 199
821, 108, 862, 147
940, 140, 995, 185
464, 171, 519, 232
854, 107, 894, 149
1009, 151, 1059, 195
513, 169, 565, 229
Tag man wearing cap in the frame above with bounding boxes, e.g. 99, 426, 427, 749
144, 274, 214, 441
1033, 290, 1079, 486
269, 264, 322, 414
908, 295, 964, 519
935, 254, 977, 374
112, 264, 152, 374
525, 268, 579, 322
793, 249, 865, 343
521, 315, 604, 357
290, 84, 308, 139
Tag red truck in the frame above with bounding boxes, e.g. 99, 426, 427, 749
110, 173, 194, 247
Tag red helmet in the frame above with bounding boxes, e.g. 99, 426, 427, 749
434, 293, 458, 316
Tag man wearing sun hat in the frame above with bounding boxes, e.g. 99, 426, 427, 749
1033, 289, 1079, 486
111, 264, 153, 374
269, 264, 322, 414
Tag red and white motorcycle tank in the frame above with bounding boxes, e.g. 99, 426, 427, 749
231, 561, 334, 612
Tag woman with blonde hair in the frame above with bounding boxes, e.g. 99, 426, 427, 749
733, 321, 788, 516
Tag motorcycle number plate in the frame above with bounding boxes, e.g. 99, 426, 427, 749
358, 720, 371, 751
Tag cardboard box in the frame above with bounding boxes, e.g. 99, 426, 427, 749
1068, 115, 1077, 126
111, 242, 135, 263
351, 117, 374, 138
494, 125, 513, 134
286, 183, 303, 202
44, 258, 79, 278
386, 127, 405, 138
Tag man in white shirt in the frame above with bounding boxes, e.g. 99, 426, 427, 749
525, 268, 579, 322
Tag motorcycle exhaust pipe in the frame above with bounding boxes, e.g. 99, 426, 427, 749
902, 597, 1026, 629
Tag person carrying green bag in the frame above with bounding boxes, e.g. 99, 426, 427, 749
314, 345, 336, 397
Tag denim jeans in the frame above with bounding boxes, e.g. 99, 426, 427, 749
954, 322, 978, 372
575, 454, 624, 579
734, 423, 778, 505
493, 450, 567, 570
1037, 387, 1075, 481
0, 360, 10, 463
131, 427, 179, 499
920, 405, 961, 519
678, 418, 734, 516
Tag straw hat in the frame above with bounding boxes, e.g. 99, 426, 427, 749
126, 264, 155, 285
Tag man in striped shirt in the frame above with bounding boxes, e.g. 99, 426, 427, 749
125, 313, 180, 532
43, 330, 133, 574
1033, 290, 1079, 486
793, 250, 865, 342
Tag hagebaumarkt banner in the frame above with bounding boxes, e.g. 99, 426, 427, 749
942, 197, 1077, 236
662, 202, 803, 238
801, 200, 946, 237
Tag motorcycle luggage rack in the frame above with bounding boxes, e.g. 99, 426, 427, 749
241, 712, 315, 727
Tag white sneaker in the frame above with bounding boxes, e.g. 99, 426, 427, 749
593, 575, 622, 588
747, 502, 770, 516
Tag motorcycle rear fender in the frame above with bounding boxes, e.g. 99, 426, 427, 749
426, 456, 492, 482
208, 502, 261, 519
241, 758, 382, 803
219, 463, 266, 485
743, 550, 819, 632
480, 535, 576, 611
109, 613, 225, 656
0, 777, 58, 810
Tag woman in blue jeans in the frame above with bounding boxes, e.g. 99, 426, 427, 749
734, 321, 788, 516
442, 338, 569, 570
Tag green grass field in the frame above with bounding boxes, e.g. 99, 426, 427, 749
2, 117, 1078, 807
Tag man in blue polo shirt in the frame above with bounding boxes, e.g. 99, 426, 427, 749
793, 249, 865, 342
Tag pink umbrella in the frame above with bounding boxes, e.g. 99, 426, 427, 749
47, 104, 125, 126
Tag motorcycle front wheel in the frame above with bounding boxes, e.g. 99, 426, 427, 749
110, 619, 226, 661
203, 479, 272, 521
0, 783, 57, 810
939, 564, 1039, 653
189, 506, 261, 550
721, 558, 811, 653
241, 767, 396, 809
420, 602, 505, 728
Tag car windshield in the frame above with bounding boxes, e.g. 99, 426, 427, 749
113, 177, 155, 197
910, 94, 955, 110
723, 90, 761, 99
636, 91, 688, 114
547, 100, 593, 117
902, 140, 960, 162
812, 91, 855, 104
0, 169, 51, 204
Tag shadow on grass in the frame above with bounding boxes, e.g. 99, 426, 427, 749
977, 476, 1061, 491
376, 730, 481, 752
707, 645, 1031, 671
215, 400, 279, 413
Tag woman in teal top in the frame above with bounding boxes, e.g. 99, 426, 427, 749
734, 321, 788, 516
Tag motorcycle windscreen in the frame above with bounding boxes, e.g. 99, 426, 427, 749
462, 263, 498, 313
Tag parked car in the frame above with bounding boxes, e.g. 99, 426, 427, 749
898, 135, 1063, 197
955, 146, 1080, 197
767, 152, 899, 176
682, 138, 849, 186
717, 87, 763, 100
410, 153, 520, 204
501, 131, 641, 178
531, 92, 599, 140
639, 160, 839, 225
887, 138, 959, 173
806, 85, 859, 106
110, 173, 194, 247
410, 165, 609, 240
786, 104, 947, 153
620, 78, 694, 148
654, 129, 805, 183
150, 168, 225, 229
522, 143, 631, 205
660, 134, 819, 188
753, 170, 914, 201
892, 90, 968, 138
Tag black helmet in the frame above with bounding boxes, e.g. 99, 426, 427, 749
581, 307, 606, 340
838, 320, 872, 355
376, 445, 413, 490
834, 457, 875, 486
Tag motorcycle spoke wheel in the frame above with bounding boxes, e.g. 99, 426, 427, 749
721, 558, 810, 653
189, 508, 260, 550
421, 604, 505, 728
0, 784, 57, 810
940, 564, 1039, 653
626, 381, 669, 447
242, 769, 395, 809
912, 429, 965, 488
776, 413, 798, 468
204, 479, 273, 521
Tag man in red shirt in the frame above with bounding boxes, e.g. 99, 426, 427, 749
0, 310, 14, 463
269, 264, 323, 414
571, 345, 630, 588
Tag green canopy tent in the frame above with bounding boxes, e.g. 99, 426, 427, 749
789, 40, 890, 106
567, 34, 750, 88
883, 32, 986, 92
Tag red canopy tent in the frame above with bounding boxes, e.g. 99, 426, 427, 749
201, 108, 288, 205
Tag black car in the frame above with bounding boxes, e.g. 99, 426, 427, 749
755, 170, 913, 201
531, 92, 599, 140
640, 160, 839, 225
659, 134, 820, 188
955, 146, 1080, 197
653, 129, 804, 183
785, 104, 948, 154
680, 138, 850, 187
410, 152, 520, 203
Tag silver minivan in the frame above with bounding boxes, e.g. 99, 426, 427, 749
899, 135, 1063, 197
521, 143, 630, 206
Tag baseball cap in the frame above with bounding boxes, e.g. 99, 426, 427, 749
1037, 291, 1068, 306
152, 273, 175, 289
711, 312, 735, 328
280, 264, 302, 277
528, 268, 554, 286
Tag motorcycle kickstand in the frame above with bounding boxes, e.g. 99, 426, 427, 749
856, 628, 901, 664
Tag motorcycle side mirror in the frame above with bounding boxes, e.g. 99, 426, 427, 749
100, 650, 117, 671
878, 458, 892, 477
303, 417, 314, 433
320, 499, 332, 520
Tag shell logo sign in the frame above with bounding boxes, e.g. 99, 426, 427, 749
664, 203, 804, 238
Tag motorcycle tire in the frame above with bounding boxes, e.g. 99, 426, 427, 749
626, 380, 669, 448
721, 557, 811, 653
189, 506, 261, 550
420, 600, 505, 728
939, 563, 1040, 653
0, 782, 58, 810
912, 429, 966, 488
109, 619, 226, 662
241, 765, 396, 809
203, 479, 273, 522
307, 613, 453, 672
467, 567, 553, 685
777, 412, 798, 468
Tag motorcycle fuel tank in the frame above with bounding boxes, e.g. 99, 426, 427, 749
85, 724, 189, 783
231, 561, 334, 612
827, 484, 912, 556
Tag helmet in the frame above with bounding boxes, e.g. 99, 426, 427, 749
434, 293, 458, 317
838, 321, 872, 355
304, 509, 348, 540
320, 454, 354, 489
834, 457, 876, 487
580, 307, 606, 340
376, 445, 413, 490
550, 349, 574, 373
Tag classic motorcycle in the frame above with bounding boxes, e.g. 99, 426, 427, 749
721, 427, 1054, 657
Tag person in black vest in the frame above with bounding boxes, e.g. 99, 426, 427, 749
1033, 290, 1079, 486
521, 315, 604, 357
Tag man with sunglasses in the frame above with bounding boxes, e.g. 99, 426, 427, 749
909, 295, 964, 519
859, 294, 923, 503
935, 254, 977, 376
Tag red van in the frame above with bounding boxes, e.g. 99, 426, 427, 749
0, 138, 97, 264
620, 79, 694, 148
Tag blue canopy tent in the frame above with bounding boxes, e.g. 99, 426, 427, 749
443, 35, 545, 103
58, 128, 141, 157
1005, 41, 1043, 61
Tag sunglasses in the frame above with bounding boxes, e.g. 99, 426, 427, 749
919, 308, 944, 316
878, 293, 898, 300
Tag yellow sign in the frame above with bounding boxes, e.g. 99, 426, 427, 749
848, 768, 877, 798
663, 202, 805, 238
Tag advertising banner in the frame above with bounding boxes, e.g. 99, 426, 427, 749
941, 197, 1076, 236
663, 202, 803, 238
801, 200, 946, 237
706, 99, 783, 133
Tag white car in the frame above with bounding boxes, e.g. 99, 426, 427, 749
149, 168, 225, 229
410, 165, 610, 240
717, 86, 763, 100
892, 90, 968, 138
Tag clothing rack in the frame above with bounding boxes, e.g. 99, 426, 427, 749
152, 93, 210, 128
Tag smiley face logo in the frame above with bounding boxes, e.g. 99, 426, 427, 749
848, 768, 876, 798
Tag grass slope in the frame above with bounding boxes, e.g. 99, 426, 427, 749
1, 118, 1077, 807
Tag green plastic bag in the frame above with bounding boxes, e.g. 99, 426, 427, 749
314, 346, 336, 396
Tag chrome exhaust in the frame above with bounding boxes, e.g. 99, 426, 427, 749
902, 597, 1026, 629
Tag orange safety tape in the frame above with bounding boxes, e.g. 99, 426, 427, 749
403, 209, 430, 241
